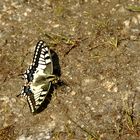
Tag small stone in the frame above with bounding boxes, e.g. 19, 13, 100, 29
113, 86, 118, 92
137, 14, 140, 21
130, 35, 137, 40
85, 96, 91, 101
45, 135, 51, 139
81, 124, 84, 128
70, 91, 76, 96
136, 86, 140, 92
132, 17, 138, 25
53, 24, 59, 28
17, 135, 26, 140
24, 12, 27, 16
116, 115, 121, 120
102, 81, 113, 92
123, 20, 130, 28
67, 120, 71, 124
102, 94, 105, 97
44, 0, 51, 5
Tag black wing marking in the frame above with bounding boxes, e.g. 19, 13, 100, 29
32, 40, 44, 67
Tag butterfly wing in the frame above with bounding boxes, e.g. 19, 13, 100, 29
23, 40, 49, 83
21, 40, 53, 113
28, 81, 52, 113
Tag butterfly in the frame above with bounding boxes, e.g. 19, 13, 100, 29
18, 40, 58, 113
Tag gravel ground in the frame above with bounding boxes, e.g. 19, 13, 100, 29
0, 0, 140, 140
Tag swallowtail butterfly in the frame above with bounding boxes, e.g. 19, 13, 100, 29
18, 40, 57, 113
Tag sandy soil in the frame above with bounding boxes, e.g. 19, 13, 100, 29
0, 0, 140, 140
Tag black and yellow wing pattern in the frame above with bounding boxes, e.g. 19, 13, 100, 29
20, 40, 54, 113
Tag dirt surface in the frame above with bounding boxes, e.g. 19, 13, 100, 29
0, 0, 140, 140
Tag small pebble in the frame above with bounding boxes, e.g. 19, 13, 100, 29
85, 96, 91, 101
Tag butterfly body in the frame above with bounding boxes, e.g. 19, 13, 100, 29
19, 40, 57, 113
